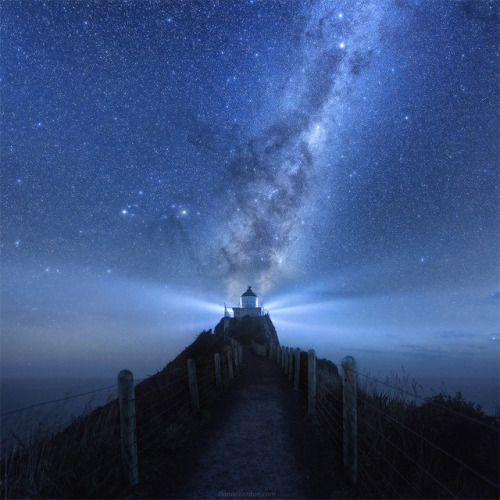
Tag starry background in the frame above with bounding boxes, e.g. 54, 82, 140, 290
1, 1, 498, 407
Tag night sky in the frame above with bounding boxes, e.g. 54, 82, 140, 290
1, 1, 498, 395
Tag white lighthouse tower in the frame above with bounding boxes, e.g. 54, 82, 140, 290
232, 286, 262, 318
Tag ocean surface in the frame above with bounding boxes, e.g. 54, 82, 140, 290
1, 377, 116, 454
1, 373, 498, 454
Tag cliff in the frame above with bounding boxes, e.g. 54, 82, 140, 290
214, 313, 279, 346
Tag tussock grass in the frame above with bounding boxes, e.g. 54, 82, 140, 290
2, 392, 125, 498
310, 363, 500, 499
292, 354, 499, 498
1, 330, 236, 499
354, 374, 499, 499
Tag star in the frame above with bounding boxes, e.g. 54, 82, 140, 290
1, 0, 498, 418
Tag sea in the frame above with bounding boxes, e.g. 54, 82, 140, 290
1, 377, 116, 455
1, 374, 498, 455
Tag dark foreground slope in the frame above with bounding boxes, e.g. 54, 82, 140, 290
1, 330, 237, 499
4, 324, 497, 499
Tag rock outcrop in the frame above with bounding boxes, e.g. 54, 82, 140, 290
214, 314, 279, 346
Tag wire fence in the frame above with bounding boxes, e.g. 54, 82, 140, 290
1, 381, 119, 460
3, 337, 498, 499
1, 383, 119, 418
1, 337, 243, 499
274, 344, 499, 499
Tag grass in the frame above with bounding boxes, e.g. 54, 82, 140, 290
1, 330, 239, 499
288, 351, 499, 498
309, 361, 499, 499
4, 335, 498, 499
357, 382, 499, 498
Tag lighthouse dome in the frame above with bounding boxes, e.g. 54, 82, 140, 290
240, 286, 258, 308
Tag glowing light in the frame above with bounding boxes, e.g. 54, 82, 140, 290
188, 298, 226, 315
339, 42, 345, 49
306, 122, 326, 147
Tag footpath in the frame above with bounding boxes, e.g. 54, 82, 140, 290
148, 349, 336, 499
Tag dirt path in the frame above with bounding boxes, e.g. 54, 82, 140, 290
155, 349, 335, 499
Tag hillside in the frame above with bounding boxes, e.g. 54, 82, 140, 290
1, 318, 280, 499
1, 329, 239, 499
214, 313, 279, 345
2, 322, 498, 499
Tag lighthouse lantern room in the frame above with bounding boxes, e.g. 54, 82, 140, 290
232, 286, 262, 318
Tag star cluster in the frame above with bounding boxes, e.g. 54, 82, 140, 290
1, 0, 498, 382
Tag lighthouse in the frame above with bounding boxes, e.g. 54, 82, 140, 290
217, 285, 278, 345
232, 286, 262, 318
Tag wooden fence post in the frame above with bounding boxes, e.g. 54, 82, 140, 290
187, 358, 200, 414
288, 348, 294, 383
294, 348, 300, 391
118, 370, 139, 487
342, 356, 358, 485
277, 345, 281, 364
214, 353, 222, 392
308, 349, 316, 416
227, 350, 234, 380
238, 343, 243, 365
284, 346, 289, 375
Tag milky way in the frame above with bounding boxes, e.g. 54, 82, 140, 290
1, 0, 498, 383
212, 2, 390, 294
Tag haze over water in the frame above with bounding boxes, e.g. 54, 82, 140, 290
1, 0, 498, 421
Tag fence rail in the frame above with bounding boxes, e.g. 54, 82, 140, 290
272, 342, 499, 499
2, 337, 498, 499
1, 383, 119, 418
117, 342, 244, 489
1, 340, 244, 498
